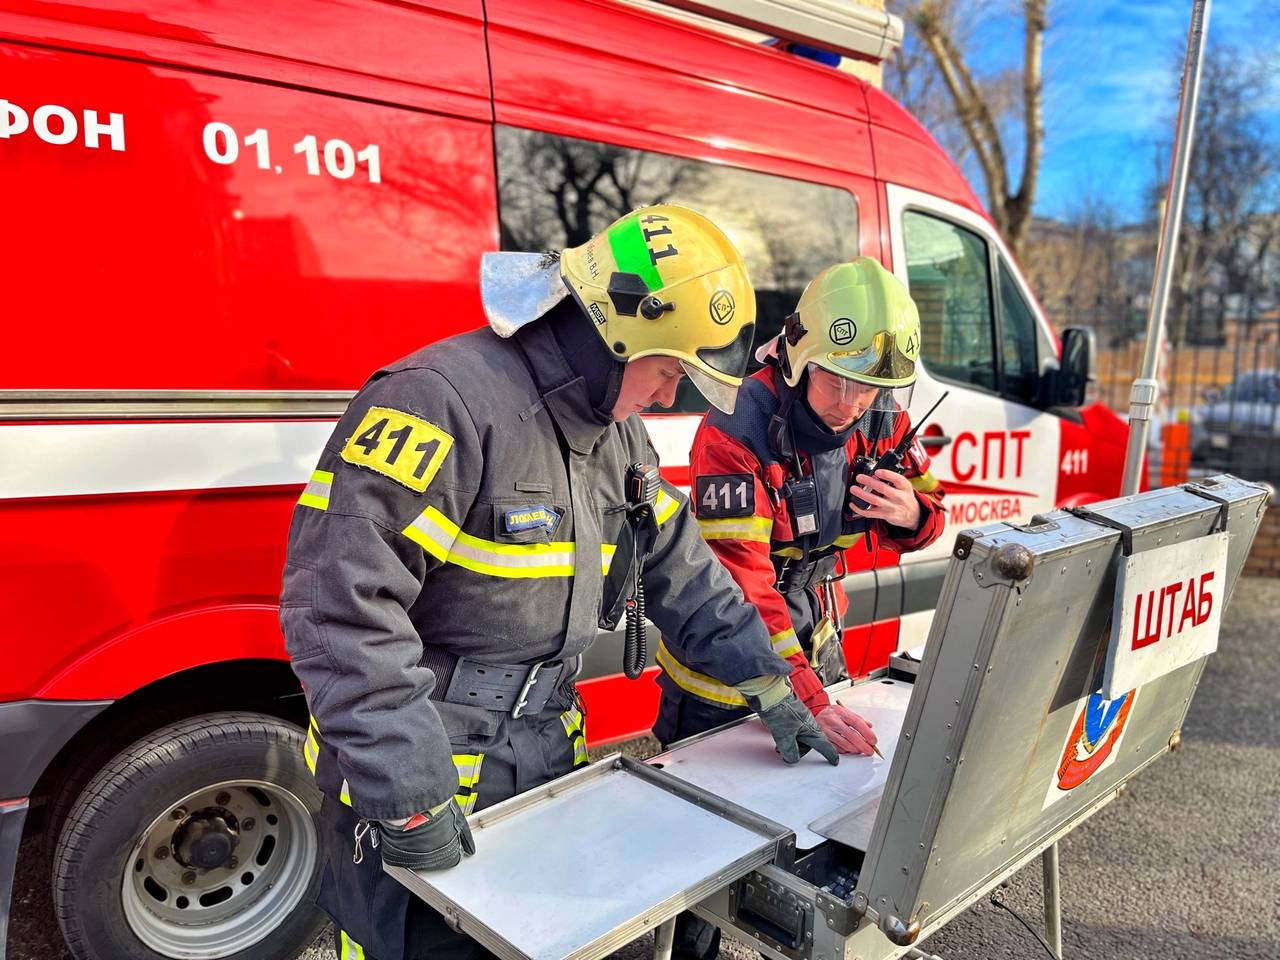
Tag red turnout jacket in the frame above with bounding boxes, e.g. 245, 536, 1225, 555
656, 366, 946, 714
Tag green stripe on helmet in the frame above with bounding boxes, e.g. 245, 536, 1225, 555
607, 215, 664, 292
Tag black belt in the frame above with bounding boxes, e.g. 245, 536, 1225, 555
429, 653, 573, 719
774, 552, 841, 594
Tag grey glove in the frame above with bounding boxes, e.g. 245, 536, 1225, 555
739, 675, 840, 766
379, 799, 476, 871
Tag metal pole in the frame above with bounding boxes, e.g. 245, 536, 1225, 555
1042, 843, 1063, 959
652, 917, 676, 960
1121, 0, 1213, 496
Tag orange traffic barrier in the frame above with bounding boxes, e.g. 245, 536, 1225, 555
1161, 420, 1192, 485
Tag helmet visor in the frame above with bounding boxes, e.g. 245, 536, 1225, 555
827, 330, 916, 386
674, 320, 754, 413
696, 321, 754, 382
680, 361, 741, 414
806, 364, 914, 420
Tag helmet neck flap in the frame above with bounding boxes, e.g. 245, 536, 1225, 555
544, 297, 625, 425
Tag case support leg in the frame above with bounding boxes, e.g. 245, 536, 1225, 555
1042, 843, 1063, 959
653, 917, 676, 960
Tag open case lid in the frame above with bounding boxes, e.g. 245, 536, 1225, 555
851, 475, 1269, 940
386, 756, 794, 960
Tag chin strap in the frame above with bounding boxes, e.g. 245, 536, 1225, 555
767, 371, 821, 555
767, 372, 802, 474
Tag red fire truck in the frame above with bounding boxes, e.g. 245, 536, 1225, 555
0, 2, 1129, 957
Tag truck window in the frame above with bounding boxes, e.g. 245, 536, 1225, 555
494, 126, 858, 412
902, 211, 997, 394
996, 258, 1040, 403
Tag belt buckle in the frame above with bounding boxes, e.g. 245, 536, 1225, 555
511, 662, 543, 719
774, 556, 793, 591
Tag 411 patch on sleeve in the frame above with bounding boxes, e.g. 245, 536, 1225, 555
695, 473, 754, 518
341, 406, 453, 492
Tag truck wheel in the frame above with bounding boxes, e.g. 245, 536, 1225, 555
52, 712, 326, 960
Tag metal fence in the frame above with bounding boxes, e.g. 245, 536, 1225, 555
1090, 307, 1280, 485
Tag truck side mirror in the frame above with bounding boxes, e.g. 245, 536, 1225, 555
1050, 326, 1096, 408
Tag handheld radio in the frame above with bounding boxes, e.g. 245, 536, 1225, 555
621, 462, 661, 680
848, 391, 948, 513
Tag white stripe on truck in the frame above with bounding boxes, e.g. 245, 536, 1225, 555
0, 416, 697, 500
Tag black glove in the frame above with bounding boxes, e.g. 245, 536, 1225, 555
746, 687, 840, 766
379, 799, 476, 871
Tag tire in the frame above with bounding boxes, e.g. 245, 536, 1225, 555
52, 712, 326, 960
42, 701, 201, 866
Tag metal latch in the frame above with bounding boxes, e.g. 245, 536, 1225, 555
1007, 513, 1062, 534
510, 662, 543, 719
1183, 478, 1233, 533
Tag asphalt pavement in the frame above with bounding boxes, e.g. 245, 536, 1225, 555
9, 579, 1279, 960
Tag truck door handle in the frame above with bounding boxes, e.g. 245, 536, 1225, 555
920, 434, 952, 449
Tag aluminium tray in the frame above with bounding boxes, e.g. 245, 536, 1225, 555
386, 755, 793, 960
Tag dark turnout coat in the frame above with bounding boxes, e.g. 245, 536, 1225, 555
280, 319, 788, 823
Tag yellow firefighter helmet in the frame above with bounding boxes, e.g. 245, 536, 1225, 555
779, 257, 920, 390
481, 204, 755, 413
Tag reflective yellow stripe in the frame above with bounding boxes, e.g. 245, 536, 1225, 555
559, 704, 585, 738
655, 640, 748, 707
601, 543, 616, 575
770, 628, 802, 659
310, 722, 487, 814
452, 753, 484, 789
560, 705, 589, 767
339, 930, 366, 960
698, 515, 773, 543
910, 470, 940, 493
298, 469, 333, 511
306, 715, 355, 806
453, 753, 484, 814
655, 488, 682, 526
303, 718, 319, 774
776, 535, 862, 556
403, 505, 576, 578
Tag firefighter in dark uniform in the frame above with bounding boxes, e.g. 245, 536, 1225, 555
280, 205, 840, 960
653, 258, 947, 959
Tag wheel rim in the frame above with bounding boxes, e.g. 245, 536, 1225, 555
120, 779, 317, 959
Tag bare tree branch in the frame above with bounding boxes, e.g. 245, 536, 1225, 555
891, 1, 1047, 258
1010, 0, 1047, 243
913, 2, 1008, 206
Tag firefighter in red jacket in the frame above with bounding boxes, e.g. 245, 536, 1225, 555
656, 256, 946, 753
655, 258, 945, 959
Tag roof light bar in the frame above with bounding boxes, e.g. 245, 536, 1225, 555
639, 0, 904, 63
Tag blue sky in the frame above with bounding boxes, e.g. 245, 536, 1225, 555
951, 0, 1280, 224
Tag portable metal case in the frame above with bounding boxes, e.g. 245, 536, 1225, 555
696, 475, 1269, 959
390, 476, 1269, 960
